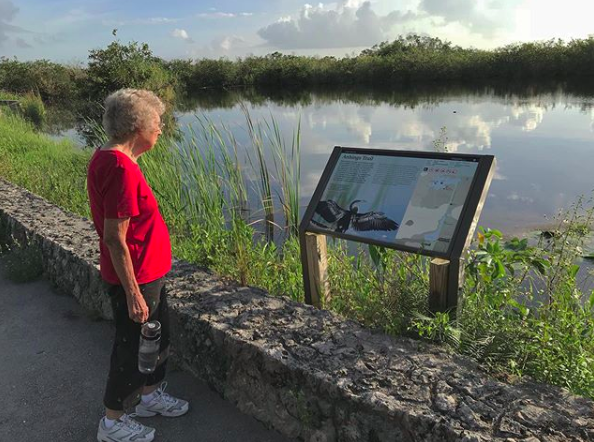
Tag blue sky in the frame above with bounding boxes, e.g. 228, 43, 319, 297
1, 0, 593, 63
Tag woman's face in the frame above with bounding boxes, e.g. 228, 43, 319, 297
136, 112, 162, 152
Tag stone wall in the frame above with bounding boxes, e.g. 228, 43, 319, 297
0, 178, 592, 441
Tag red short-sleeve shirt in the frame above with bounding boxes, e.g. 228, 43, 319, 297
87, 149, 172, 285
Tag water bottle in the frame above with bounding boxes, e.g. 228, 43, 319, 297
138, 321, 161, 374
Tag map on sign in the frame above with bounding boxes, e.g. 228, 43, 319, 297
309, 153, 479, 253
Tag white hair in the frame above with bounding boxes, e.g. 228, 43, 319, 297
102, 89, 165, 141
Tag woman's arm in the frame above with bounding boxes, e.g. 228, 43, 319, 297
103, 217, 149, 323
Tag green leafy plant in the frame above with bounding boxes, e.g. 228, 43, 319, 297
411, 209, 594, 398
85, 40, 176, 105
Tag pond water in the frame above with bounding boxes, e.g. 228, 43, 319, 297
53, 85, 594, 238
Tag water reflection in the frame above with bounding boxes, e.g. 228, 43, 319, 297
177, 86, 594, 236
52, 84, 594, 236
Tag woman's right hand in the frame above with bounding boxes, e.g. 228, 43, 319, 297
127, 293, 149, 323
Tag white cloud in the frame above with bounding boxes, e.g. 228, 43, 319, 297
256, 0, 528, 51
506, 192, 534, 203
493, 170, 507, 181
0, 0, 28, 47
184, 35, 250, 58
510, 105, 544, 132
52, 8, 95, 26
214, 35, 246, 51
341, 0, 365, 8
172, 28, 194, 43
198, 12, 236, 18
103, 17, 179, 26
196, 12, 253, 19
418, 0, 523, 38
258, 1, 416, 49
172, 29, 189, 39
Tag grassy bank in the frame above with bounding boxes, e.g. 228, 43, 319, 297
0, 109, 592, 399
0, 112, 90, 214
3, 36, 594, 105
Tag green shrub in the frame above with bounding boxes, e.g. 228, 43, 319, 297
85, 41, 176, 105
19, 92, 46, 127
4, 35, 594, 105
0, 58, 82, 102
413, 213, 594, 398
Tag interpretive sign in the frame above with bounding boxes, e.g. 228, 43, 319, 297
299, 146, 496, 310
302, 147, 494, 258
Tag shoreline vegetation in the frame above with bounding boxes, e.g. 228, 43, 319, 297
0, 35, 592, 399
2, 35, 594, 106
0, 104, 592, 400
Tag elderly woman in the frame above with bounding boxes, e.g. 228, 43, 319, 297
87, 89, 188, 442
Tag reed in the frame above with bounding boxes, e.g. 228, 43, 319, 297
267, 114, 301, 237
243, 106, 276, 242
138, 110, 304, 289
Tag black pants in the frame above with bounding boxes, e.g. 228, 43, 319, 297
103, 278, 170, 411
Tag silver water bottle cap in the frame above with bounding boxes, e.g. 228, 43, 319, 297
141, 320, 161, 338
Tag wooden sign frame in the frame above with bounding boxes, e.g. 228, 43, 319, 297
299, 146, 496, 312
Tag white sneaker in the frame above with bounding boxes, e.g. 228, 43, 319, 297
97, 414, 155, 442
135, 382, 189, 418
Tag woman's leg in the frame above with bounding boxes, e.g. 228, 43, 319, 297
103, 278, 165, 414
135, 284, 188, 417
103, 284, 147, 414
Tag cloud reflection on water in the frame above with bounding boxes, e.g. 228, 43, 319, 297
177, 91, 594, 235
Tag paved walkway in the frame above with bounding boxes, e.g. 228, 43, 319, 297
0, 257, 292, 442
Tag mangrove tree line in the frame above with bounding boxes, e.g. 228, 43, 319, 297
2, 35, 594, 105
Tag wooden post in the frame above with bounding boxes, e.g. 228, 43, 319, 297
301, 232, 330, 308
429, 257, 461, 313
429, 258, 449, 312
446, 259, 462, 314
432, 157, 495, 314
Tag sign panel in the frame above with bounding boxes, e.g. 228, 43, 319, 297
302, 147, 494, 258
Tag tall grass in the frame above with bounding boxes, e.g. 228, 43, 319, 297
268, 115, 301, 237
0, 90, 46, 127
244, 108, 276, 242
0, 111, 90, 215
19, 92, 46, 127
139, 110, 304, 289
0, 109, 592, 399
0, 91, 20, 101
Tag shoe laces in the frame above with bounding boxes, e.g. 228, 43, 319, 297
120, 414, 144, 432
156, 382, 178, 406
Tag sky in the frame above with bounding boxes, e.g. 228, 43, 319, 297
1, 0, 593, 63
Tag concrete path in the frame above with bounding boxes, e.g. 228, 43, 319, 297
0, 257, 292, 442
